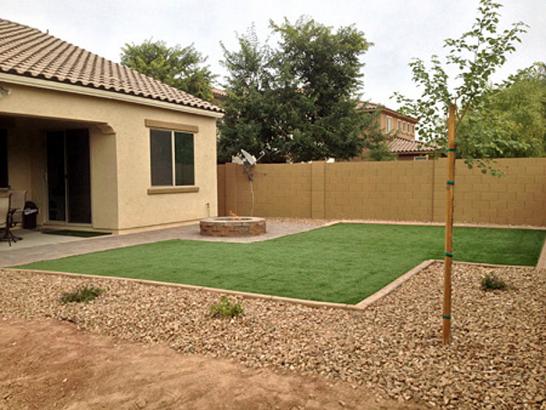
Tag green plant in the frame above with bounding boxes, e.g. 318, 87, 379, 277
393, 0, 528, 173
481, 274, 507, 291
219, 18, 373, 163
210, 296, 244, 318
60, 285, 103, 304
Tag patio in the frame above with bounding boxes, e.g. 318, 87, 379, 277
0, 219, 328, 267
0, 229, 86, 251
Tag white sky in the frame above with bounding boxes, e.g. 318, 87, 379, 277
1, 0, 545, 107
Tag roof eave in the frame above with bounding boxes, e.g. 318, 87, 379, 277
0, 72, 224, 119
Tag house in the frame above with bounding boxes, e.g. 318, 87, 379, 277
0, 18, 223, 234
211, 87, 227, 106
359, 102, 434, 160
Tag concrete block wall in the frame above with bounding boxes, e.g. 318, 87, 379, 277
218, 157, 546, 227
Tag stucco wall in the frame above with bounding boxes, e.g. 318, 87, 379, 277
218, 158, 546, 227
0, 82, 218, 232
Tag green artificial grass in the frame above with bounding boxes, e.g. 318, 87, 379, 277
19, 224, 545, 304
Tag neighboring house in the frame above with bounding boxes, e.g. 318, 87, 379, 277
211, 87, 227, 106
359, 102, 434, 160
0, 18, 223, 234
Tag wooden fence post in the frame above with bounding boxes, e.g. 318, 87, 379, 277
443, 104, 457, 345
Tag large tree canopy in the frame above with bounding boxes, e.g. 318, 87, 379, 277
121, 40, 214, 101
458, 62, 546, 158
218, 18, 375, 163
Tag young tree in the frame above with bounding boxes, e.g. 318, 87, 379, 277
393, 0, 527, 344
121, 40, 214, 101
219, 18, 373, 162
393, 0, 527, 173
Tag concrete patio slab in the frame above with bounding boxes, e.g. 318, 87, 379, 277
0, 219, 330, 267
0, 229, 86, 251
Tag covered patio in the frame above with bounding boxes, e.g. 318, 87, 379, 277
0, 113, 117, 234
0, 228, 86, 251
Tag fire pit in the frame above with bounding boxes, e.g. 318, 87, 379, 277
200, 216, 266, 237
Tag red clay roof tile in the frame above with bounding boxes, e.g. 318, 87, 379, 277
0, 18, 222, 113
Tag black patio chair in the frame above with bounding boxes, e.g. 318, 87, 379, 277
0, 194, 18, 246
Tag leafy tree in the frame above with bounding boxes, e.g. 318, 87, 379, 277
218, 29, 285, 163
458, 62, 546, 158
121, 39, 214, 101
358, 109, 395, 161
219, 18, 372, 163
393, 0, 528, 172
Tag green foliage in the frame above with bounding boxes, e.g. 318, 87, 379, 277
121, 39, 214, 101
481, 273, 507, 291
210, 296, 244, 318
219, 18, 372, 163
393, 0, 528, 172
359, 109, 395, 161
60, 285, 103, 304
458, 62, 546, 158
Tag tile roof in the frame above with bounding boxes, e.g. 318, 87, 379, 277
211, 87, 227, 98
0, 18, 222, 113
388, 136, 435, 154
358, 101, 418, 123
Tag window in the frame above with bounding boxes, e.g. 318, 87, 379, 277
0, 129, 7, 188
150, 129, 195, 186
397, 120, 401, 131
386, 117, 393, 132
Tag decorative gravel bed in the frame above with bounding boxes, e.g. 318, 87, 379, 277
1, 263, 544, 409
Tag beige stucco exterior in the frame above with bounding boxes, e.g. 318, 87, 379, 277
377, 110, 416, 140
0, 78, 219, 233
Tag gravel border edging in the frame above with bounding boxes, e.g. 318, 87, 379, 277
5, 257, 533, 314
5, 260, 436, 312
536, 237, 546, 271
355, 259, 436, 309
4, 268, 364, 311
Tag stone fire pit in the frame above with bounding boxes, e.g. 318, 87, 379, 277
200, 217, 266, 237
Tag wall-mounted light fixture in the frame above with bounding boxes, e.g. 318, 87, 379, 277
0, 84, 11, 98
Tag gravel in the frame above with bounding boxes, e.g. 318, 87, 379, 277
1, 263, 544, 409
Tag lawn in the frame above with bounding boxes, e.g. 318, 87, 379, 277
18, 224, 545, 304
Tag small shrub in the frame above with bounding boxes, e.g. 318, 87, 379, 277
481, 274, 507, 291
210, 296, 244, 318
60, 286, 103, 304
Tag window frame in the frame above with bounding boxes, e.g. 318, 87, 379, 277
386, 117, 393, 132
149, 128, 196, 188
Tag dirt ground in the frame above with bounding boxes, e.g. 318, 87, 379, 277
0, 319, 420, 410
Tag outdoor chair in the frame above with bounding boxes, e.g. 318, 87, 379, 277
0, 194, 17, 246
9, 190, 26, 226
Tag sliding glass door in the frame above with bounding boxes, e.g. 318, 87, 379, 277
46, 129, 91, 224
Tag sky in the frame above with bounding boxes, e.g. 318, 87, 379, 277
1, 0, 545, 107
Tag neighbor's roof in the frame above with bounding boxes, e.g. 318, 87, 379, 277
358, 101, 418, 124
211, 87, 227, 98
388, 136, 434, 154
0, 18, 222, 113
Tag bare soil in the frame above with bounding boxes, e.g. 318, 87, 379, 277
1, 263, 544, 409
0, 319, 414, 410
